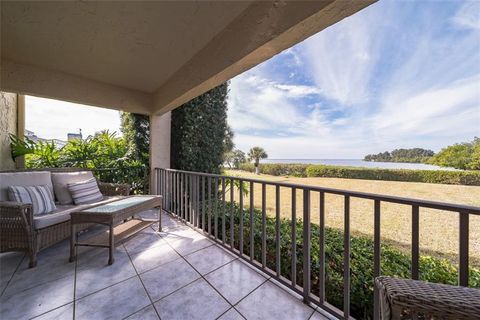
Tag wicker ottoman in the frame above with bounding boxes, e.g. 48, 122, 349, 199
375, 276, 480, 320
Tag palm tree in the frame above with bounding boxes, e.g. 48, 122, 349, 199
248, 147, 268, 174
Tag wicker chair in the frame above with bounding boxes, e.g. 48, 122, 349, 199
0, 169, 130, 268
375, 276, 480, 320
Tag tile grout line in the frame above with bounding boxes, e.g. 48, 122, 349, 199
0, 253, 25, 297
306, 308, 317, 320
2, 272, 74, 298
73, 247, 77, 320
124, 230, 164, 320
1, 250, 77, 298
74, 273, 139, 302
159, 227, 241, 317
28, 302, 73, 319
162, 214, 278, 320
230, 277, 270, 307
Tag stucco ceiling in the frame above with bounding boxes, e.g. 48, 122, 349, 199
1, 1, 253, 93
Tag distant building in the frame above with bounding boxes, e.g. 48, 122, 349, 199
24, 129, 67, 148
25, 129, 38, 142
67, 129, 83, 141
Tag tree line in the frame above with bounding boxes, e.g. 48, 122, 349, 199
364, 137, 480, 170
364, 148, 434, 163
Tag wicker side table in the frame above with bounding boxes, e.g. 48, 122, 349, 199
375, 276, 480, 320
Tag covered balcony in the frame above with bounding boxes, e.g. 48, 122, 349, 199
1, 1, 479, 320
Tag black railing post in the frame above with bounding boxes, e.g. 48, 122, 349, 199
261, 183, 266, 268
373, 200, 381, 320
319, 191, 325, 303
412, 205, 420, 280
249, 181, 254, 261
275, 185, 281, 277
344, 196, 350, 318
230, 178, 234, 249
302, 188, 311, 303
291, 188, 297, 287
239, 179, 244, 256
459, 212, 469, 286
222, 178, 226, 243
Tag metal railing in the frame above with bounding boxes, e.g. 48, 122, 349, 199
154, 168, 479, 320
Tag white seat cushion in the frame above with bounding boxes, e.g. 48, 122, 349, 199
0, 171, 53, 201
51, 171, 95, 205
33, 196, 122, 229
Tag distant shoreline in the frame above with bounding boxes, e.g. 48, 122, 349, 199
262, 159, 457, 171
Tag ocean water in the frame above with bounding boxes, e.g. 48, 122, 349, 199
262, 159, 457, 171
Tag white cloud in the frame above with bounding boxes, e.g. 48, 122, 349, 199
26, 96, 121, 141
373, 76, 480, 141
227, 75, 320, 133
300, 10, 378, 106
452, 1, 480, 30
274, 84, 322, 97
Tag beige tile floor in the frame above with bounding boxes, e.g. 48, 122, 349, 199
0, 212, 332, 320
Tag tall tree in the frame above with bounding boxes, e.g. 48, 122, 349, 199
248, 146, 268, 174
429, 137, 480, 170
224, 149, 246, 169
171, 82, 229, 174
120, 112, 150, 167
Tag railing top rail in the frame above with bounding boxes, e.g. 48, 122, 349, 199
155, 167, 480, 215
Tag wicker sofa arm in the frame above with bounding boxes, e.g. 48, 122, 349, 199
0, 201, 34, 233
98, 182, 130, 196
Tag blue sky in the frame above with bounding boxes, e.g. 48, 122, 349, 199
27, 0, 479, 159
227, 0, 480, 158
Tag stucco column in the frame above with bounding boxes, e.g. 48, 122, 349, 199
0, 92, 18, 170
149, 112, 171, 194
15, 95, 26, 169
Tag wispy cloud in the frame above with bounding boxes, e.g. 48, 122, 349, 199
452, 1, 480, 30
228, 0, 480, 158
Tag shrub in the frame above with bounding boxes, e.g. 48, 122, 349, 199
305, 165, 480, 185
199, 202, 479, 319
10, 131, 148, 194
238, 163, 309, 177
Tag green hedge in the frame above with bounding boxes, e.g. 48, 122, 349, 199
201, 202, 479, 319
306, 165, 480, 185
237, 163, 480, 185
238, 163, 309, 177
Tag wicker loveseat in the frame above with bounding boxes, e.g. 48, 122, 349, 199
0, 168, 130, 267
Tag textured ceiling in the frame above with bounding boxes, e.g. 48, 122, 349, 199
1, 1, 252, 92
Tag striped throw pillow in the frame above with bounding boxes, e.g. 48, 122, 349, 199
67, 178, 103, 205
8, 185, 57, 215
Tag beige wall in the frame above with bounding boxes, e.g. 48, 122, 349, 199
149, 112, 171, 194
0, 92, 18, 170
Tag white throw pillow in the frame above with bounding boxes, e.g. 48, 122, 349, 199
51, 171, 95, 204
8, 185, 57, 215
67, 178, 104, 205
